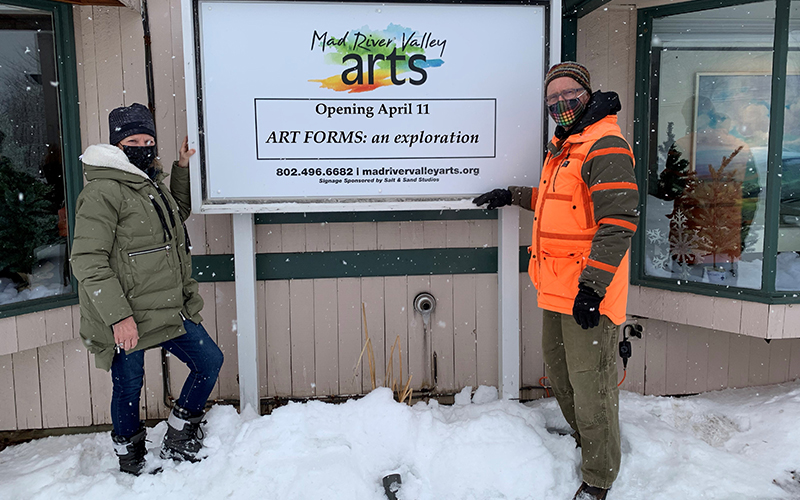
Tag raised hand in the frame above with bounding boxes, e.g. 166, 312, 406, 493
178, 136, 196, 168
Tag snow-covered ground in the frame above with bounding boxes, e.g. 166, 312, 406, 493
1, 382, 799, 500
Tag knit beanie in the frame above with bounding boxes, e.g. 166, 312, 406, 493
545, 62, 592, 93
108, 103, 156, 145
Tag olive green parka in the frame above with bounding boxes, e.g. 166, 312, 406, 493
71, 144, 202, 370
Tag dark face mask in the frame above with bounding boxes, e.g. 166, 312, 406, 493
122, 145, 157, 173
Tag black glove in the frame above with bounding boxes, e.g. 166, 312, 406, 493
572, 285, 603, 330
473, 188, 512, 210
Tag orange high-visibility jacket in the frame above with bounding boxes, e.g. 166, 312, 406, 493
528, 115, 638, 325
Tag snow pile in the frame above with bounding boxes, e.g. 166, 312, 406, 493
776, 252, 800, 292
2, 382, 800, 499
0, 278, 69, 306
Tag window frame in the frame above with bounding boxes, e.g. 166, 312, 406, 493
0, 0, 82, 319
631, 0, 796, 304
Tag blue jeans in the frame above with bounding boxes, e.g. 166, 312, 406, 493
110, 319, 224, 437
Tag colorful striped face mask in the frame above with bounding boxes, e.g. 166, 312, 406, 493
547, 95, 586, 128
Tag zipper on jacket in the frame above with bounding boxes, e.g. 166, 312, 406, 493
128, 244, 171, 257
551, 151, 571, 192
150, 180, 190, 254
182, 222, 191, 254
149, 194, 172, 242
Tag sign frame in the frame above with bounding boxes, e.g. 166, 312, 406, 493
181, 0, 547, 214
180, 0, 559, 411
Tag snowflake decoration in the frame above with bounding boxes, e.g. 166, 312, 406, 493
647, 228, 668, 245
669, 230, 705, 263
651, 249, 670, 270
669, 229, 706, 279
669, 210, 688, 229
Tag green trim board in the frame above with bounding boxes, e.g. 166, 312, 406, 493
760, 0, 791, 293
55, 0, 82, 297
0, 0, 83, 319
630, 274, 800, 305
630, 8, 651, 289
255, 209, 497, 225
0, 294, 78, 320
258, 248, 499, 279
193, 254, 235, 282
562, 15, 578, 61
631, 0, 798, 303
192, 246, 532, 282
0, 0, 69, 10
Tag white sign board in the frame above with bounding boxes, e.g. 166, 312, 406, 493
183, 0, 545, 213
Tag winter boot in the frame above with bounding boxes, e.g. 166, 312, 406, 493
112, 424, 149, 476
573, 482, 609, 500
161, 404, 205, 463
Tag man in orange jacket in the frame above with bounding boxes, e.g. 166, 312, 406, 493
474, 62, 639, 500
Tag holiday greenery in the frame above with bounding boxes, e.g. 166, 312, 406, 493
652, 121, 762, 277
684, 146, 744, 268
0, 148, 59, 283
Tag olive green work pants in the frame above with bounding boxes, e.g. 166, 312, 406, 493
542, 310, 621, 489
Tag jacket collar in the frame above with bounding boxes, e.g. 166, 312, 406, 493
81, 144, 150, 179
81, 144, 167, 184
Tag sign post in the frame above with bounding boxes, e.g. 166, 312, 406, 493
498, 206, 520, 399
232, 213, 259, 412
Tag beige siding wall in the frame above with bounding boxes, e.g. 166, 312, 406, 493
3, 0, 800, 433
197, 218, 506, 400
1, 307, 96, 430
7, 276, 800, 430
576, 5, 637, 143
630, 319, 800, 395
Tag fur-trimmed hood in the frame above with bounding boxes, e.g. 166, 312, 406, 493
81, 144, 150, 180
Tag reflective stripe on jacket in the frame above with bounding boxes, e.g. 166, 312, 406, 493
528, 115, 638, 325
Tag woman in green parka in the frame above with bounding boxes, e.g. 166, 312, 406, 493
71, 103, 223, 475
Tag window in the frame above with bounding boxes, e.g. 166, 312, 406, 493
0, 0, 80, 315
635, 0, 798, 301
776, 2, 800, 290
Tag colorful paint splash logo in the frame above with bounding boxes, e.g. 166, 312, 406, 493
309, 24, 445, 93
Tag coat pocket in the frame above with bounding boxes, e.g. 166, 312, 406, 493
538, 248, 587, 299
127, 244, 176, 296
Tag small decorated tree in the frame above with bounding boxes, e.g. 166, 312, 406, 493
683, 146, 744, 269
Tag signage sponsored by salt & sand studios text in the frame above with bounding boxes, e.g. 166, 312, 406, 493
190, 1, 544, 210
